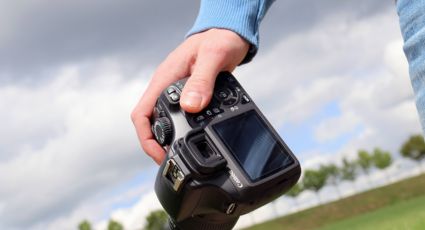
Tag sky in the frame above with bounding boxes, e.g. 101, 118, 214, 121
0, 1, 421, 230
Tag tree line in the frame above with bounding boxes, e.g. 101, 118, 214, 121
286, 134, 425, 203
77, 210, 168, 230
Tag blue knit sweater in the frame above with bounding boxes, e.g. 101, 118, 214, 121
187, 0, 275, 63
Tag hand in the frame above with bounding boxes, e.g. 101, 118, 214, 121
131, 28, 250, 164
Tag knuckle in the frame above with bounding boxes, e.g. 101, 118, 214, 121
130, 109, 139, 123
155, 62, 170, 76
156, 55, 178, 74
186, 77, 213, 94
141, 143, 149, 154
141, 139, 151, 151
191, 77, 212, 86
202, 43, 230, 58
142, 146, 154, 159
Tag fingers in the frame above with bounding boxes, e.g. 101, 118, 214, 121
132, 114, 166, 165
141, 51, 193, 114
132, 50, 192, 164
180, 46, 227, 113
133, 29, 250, 165
142, 138, 167, 164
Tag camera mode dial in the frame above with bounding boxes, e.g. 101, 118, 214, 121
153, 117, 173, 146
214, 85, 239, 107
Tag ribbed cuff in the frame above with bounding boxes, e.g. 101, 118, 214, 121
186, 0, 262, 64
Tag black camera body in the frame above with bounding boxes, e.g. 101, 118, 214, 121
151, 72, 301, 230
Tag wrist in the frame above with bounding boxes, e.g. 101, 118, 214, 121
187, 0, 261, 63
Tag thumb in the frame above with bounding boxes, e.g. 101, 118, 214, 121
180, 54, 223, 113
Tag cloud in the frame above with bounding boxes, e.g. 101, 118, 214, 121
237, 13, 381, 123
102, 191, 162, 230
313, 39, 416, 152
260, 0, 391, 50
32, 182, 153, 230
333, 40, 418, 157
0, 0, 199, 81
314, 112, 360, 143
0, 59, 154, 229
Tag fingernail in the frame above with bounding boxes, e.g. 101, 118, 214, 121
183, 91, 203, 108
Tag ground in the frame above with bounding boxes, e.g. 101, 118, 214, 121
246, 173, 425, 230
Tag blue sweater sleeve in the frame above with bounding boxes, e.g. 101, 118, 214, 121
397, 0, 425, 132
187, 0, 275, 63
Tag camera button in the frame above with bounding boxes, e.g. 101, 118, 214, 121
241, 94, 250, 104
230, 87, 238, 97
169, 92, 180, 102
218, 91, 228, 99
216, 88, 232, 101
226, 203, 237, 215
175, 82, 185, 91
205, 109, 213, 117
212, 107, 221, 114
223, 98, 237, 106
195, 115, 205, 123
166, 86, 176, 94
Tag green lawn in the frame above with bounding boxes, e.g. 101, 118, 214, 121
319, 195, 425, 230
246, 173, 425, 230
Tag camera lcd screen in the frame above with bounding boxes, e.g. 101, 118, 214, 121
213, 111, 294, 181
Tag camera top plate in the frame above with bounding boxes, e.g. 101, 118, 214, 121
159, 72, 251, 129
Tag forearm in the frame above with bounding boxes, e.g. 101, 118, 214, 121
397, 0, 425, 131
187, 0, 275, 63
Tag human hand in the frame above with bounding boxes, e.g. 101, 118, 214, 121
131, 28, 250, 164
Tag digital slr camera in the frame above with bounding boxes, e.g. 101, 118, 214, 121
151, 72, 301, 230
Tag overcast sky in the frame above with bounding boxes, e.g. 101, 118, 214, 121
0, 1, 420, 230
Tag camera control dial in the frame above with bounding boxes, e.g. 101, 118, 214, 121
153, 117, 173, 146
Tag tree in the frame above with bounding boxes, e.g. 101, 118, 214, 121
372, 148, 393, 182
340, 158, 357, 192
372, 148, 392, 169
357, 150, 373, 186
401, 134, 425, 172
78, 220, 92, 230
302, 169, 328, 204
401, 134, 425, 160
145, 210, 168, 230
340, 158, 356, 181
357, 150, 373, 174
107, 219, 124, 230
320, 164, 342, 198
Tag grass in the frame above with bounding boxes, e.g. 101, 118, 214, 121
246, 173, 425, 230
318, 195, 425, 230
